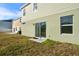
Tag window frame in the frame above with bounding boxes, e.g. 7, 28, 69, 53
35, 22, 46, 37
23, 9, 26, 16
60, 15, 73, 34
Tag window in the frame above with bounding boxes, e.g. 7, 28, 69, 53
23, 9, 26, 16
60, 15, 73, 34
20, 18, 21, 22
33, 3, 37, 12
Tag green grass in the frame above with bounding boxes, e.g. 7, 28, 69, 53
42, 39, 61, 46
0, 33, 79, 56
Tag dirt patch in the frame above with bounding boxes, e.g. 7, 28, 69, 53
0, 33, 79, 56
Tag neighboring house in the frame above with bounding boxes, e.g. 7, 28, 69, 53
0, 20, 12, 32
0, 18, 21, 34
20, 3, 79, 45
12, 17, 21, 34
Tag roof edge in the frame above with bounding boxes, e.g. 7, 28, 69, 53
20, 3, 31, 10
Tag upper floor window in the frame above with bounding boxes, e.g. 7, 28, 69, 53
20, 18, 21, 22
60, 15, 73, 34
33, 3, 37, 12
23, 9, 26, 16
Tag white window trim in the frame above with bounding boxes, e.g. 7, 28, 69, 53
61, 24, 72, 26
60, 15, 73, 34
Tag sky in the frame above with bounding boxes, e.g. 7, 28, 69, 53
0, 3, 24, 20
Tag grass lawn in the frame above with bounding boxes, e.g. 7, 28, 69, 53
0, 33, 79, 56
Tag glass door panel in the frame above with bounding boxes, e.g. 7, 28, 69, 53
35, 22, 46, 38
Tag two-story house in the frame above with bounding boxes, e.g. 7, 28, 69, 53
20, 3, 79, 45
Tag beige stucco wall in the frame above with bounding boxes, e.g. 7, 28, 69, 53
47, 8, 79, 45
21, 3, 79, 22
21, 8, 79, 45
21, 3, 79, 45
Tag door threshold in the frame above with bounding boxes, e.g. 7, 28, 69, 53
33, 37, 46, 39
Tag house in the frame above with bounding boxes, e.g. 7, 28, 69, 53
12, 17, 21, 34
20, 3, 79, 45
0, 20, 12, 32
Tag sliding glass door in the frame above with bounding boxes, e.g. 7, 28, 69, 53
35, 22, 46, 38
